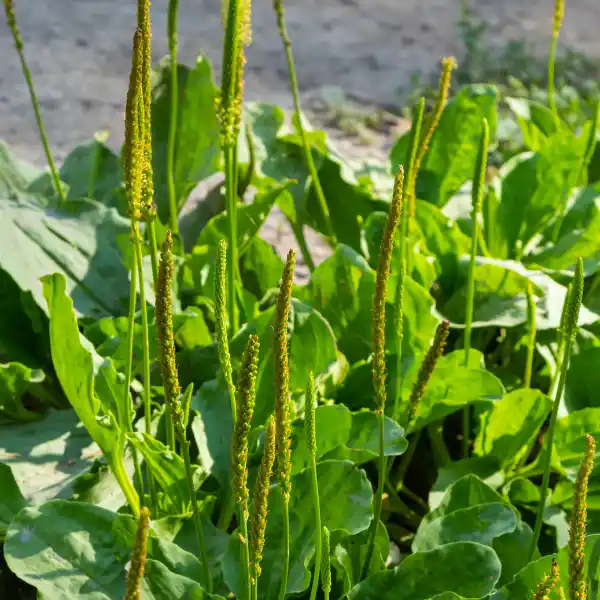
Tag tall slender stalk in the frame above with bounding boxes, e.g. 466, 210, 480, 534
305, 374, 323, 600
155, 231, 212, 592
232, 335, 260, 600
394, 98, 425, 420
524, 282, 537, 389
361, 167, 404, 581
123, 233, 144, 496
273, 0, 336, 250
274, 250, 295, 600
529, 258, 584, 560
321, 526, 331, 600
250, 416, 276, 600
548, 0, 564, 127
3, 0, 66, 204
124, 29, 158, 514
218, 0, 251, 334
462, 118, 489, 458
166, 0, 181, 232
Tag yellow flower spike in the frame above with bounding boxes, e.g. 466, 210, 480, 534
372, 167, 404, 415
250, 415, 276, 585
406, 320, 450, 427
124, 507, 150, 600
321, 526, 331, 600
533, 557, 560, 600
231, 334, 260, 512
569, 433, 596, 600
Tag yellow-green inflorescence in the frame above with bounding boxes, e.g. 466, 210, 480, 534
305, 372, 317, 456
533, 558, 560, 600
568, 433, 596, 600
124, 507, 151, 600
232, 334, 260, 514
274, 249, 295, 501
250, 415, 277, 585
215, 240, 236, 420
406, 320, 449, 427
321, 526, 331, 598
372, 167, 404, 415
155, 231, 186, 440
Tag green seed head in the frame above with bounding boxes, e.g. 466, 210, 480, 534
231, 334, 260, 511
125, 507, 150, 600
3, 0, 23, 51
553, 0, 564, 35
373, 167, 404, 414
406, 320, 449, 427
156, 231, 185, 440
305, 372, 317, 456
250, 415, 276, 584
568, 433, 595, 600
275, 249, 295, 501
215, 240, 235, 397
321, 525, 332, 596
565, 258, 584, 341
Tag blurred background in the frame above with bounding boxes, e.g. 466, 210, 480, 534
1, 0, 600, 166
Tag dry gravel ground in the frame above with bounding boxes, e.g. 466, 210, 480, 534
1, 0, 600, 271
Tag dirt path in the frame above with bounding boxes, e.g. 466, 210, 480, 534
2, 0, 600, 166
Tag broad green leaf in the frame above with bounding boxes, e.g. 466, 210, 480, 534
495, 130, 586, 256
505, 97, 557, 149
128, 432, 193, 514
0, 408, 98, 504
191, 378, 234, 489
442, 256, 599, 329
0, 463, 27, 540
196, 181, 292, 254
554, 408, 600, 469
490, 534, 600, 599
346, 542, 501, 599
401, 350, 504, 430
0, 142, 139, 318
241, 237, 284, 302
59, 136, 123, 212
0, 362, 45, 423
474, 389, 551, 471
391, 84, 498, 207
4, 500, 220, 599
151, 57, 220, 223
290, 405, 407, 473
223, 460, 372, 599
565, 347, 600, 412
412, 502, 517, 553
491, 521, 537, 587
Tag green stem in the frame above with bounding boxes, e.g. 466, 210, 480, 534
360, 412, 386, 581
395, 431, 421, 488
528, 340, 573, 561
275, 4, 336, 245
6, 13, 66, 204
428, 423, 451, 468
182, 440, 213, 593
279, 498, 291, 600
524, 283, 537, 388
133, 224, 159, 513
238, 506, 251, 600
224, 145, 239, 334
308, 454, 323, 600
167, 0, 180, 232
548, 31, 560, 128
291, 221, 316, 273
112, 457, 141, 518
123, 245, 144, 496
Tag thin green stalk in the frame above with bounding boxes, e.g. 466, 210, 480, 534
529, 259, 584, 561
113, 458, 141, 518
123, 237, 144, 497
273, 0, 336, 248
361, 168, 404, 581
547, 0, 564, 127
462, 118, 489, 458
167, 0, 180, 232
3, 0, 66, 204
238, 512, 251, 600
182, 440, 213, 592
133, 224, 159, 513
428, 424, 451, 468
524, 282, 537, 388
395, 431, 421, 489
321, 527, 331, 600
305, 374, 322, 600
394, 98, 425, 421
280, 501, 291, 600
225, 147, 240, 333
124, 507, 150, 600
291, 222, 316, 272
